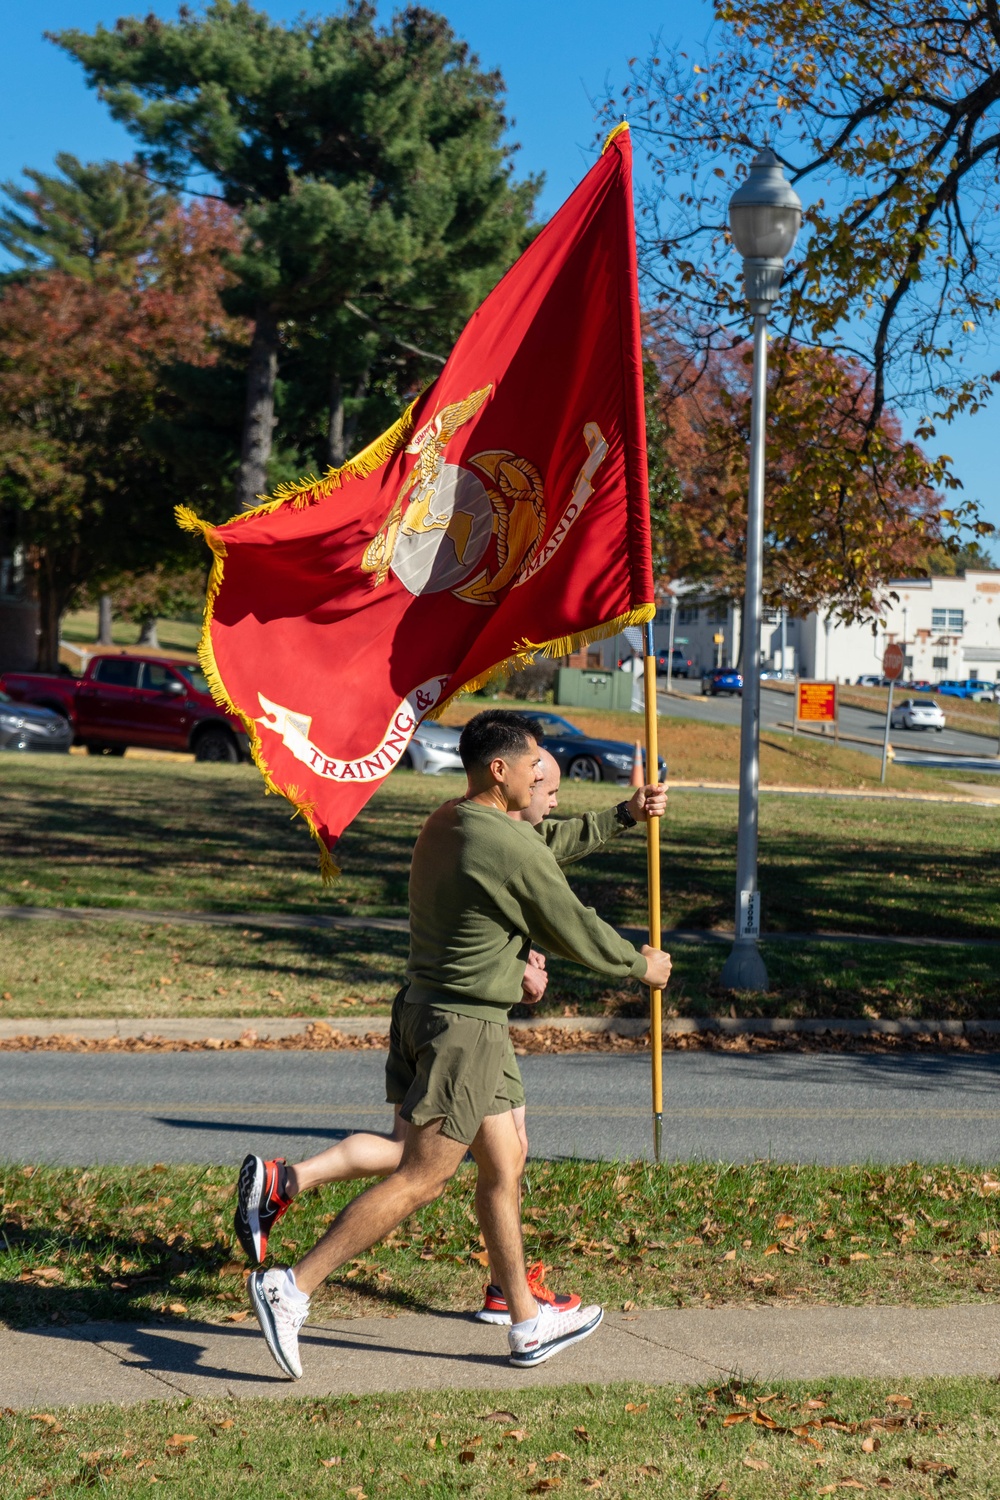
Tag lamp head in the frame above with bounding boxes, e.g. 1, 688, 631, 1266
729, 148, 802, 311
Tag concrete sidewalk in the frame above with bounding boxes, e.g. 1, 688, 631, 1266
4, 1306, 999, 1409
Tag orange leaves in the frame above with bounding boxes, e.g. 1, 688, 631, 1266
164, 1433, 197, 1457
624, 1402, 649, 1414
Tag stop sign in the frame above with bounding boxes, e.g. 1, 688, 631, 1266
883, 642, 905, 681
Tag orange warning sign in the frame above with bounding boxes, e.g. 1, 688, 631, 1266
797, 680, 837, 722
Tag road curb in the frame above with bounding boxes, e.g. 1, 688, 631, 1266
1, 1014, 998, 1043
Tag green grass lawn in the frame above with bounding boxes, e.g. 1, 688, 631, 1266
1, 758, 998, 1021
0, 921, 998, 1022
4, 1160, 1000, 1330
3, 1379, 996, 1498
61, 609, 201, 654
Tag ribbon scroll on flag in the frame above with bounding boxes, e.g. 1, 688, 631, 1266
178, 123, 655, 876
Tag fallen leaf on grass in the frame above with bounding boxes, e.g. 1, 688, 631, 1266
319, 1457, 341, 1467
581, 1480, 603, 1492
885, 1395, 912, 1408
166, 1302, 188, 1315
212, 1419, 235, 1431
835, 1481, 865, 1490
721, 1249, 737, 1260
622, 1299, 636, 1311
28, 1415, 63, 1431
544, 1452, 571, 1462
529, 1479, 562, 1493
165, 1434, 197, 1456
638, 1464, 662, 1476
624, 1402, 648, 1413
861, 1435, 881, 1453
345, 1488, 366, 1499
504, 1428, 529, 1442
803, 1399, 828, 1410
763, 1243, 780, 1256
481, 1410, 518, 1423
849, 1252, 870, 1261
224, 1310, 249, 1323
875, 1481, 893, 1490
723, 1413, 748, 1427
775, 1214, 796, 1230
906, 1457, 957, 1477
743, 1456, 770, 1471
458, 1450, 477, 1464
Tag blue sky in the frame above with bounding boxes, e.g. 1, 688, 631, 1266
1, 0, 996, 537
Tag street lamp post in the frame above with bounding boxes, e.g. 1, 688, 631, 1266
720, 148, 802, 993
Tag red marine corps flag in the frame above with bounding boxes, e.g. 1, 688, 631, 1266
178, 123, 654, 876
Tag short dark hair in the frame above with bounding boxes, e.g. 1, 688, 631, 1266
459, 709, 539, 773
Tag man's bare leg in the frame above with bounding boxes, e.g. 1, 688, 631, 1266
286, 1110, 407, 1196
291, 1118, 468, 1297
485, 1104, 528, 1288
470, 1110, 538, 1326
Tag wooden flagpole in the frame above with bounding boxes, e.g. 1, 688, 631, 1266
642, 620, 663, 1162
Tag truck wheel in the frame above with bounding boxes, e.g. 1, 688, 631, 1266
86, 744, 126, 757
194, 728, 239, 763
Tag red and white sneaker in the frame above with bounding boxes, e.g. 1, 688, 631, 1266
234, 1154, 290, 1264
473, 1261, 583, 1325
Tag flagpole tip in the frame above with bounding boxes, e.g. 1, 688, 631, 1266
601, 120, 630, 154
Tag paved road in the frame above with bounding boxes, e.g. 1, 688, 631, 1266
659, 683, 1000, 767
4, 1050, 999, 1166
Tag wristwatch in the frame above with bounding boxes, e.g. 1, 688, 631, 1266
614, 800, 637, 829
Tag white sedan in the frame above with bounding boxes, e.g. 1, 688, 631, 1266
401, 721, 464, 774
890, 697, 946, 732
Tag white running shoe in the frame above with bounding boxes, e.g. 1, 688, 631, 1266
249, 1267, 309, 1379
508, 1301, 604, 1367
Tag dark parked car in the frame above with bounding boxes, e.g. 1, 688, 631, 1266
0, 688, 72, 753
523, 711, 666, 783
702, 668, 743, 697
656, 647, 695, 678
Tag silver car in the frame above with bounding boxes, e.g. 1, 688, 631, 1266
403, 721, 464, 775
890, 697, 945, 732
0, 689, 72, 752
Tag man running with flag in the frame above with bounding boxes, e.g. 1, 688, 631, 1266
245, 709, 671, 1378
234, 742, 667, 1327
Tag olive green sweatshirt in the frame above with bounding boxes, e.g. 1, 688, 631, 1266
406, 799, 646, 1020
537, 805, 624, 867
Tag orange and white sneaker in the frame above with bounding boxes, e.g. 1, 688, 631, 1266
473, 1261, 583, 1325
234, 1154, 291, 1264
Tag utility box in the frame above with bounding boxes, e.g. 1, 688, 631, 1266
554, 666, 634, 711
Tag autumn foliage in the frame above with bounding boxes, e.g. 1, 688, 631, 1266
0, 203, 243, 666
647, 325, 943, 620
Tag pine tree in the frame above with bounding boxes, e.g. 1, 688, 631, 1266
0, 152, 169, 282
55, 1, 540, 509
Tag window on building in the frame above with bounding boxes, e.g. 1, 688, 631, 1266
707, 601, 728, 623
931, 608, 947, 630
904, 655, 913, 668
677, 605, 699, 625
932, 608, 965, 632
932, 655, 949, 669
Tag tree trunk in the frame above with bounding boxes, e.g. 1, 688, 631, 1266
326, 369, 368, 470
35, 563, 63, 674
327, 373, 345, 468
97, 593, 113, 645
235, 305, 280, 511
137, 615, 159, 648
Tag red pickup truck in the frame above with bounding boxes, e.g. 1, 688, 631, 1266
0, 653, 250, 762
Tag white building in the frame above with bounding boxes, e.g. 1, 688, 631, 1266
600, 569, 1000, 684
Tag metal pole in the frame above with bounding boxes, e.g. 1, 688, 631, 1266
880, 680, 895, 784
666, 593, 676, 695
721, 312, 769, 992
780, 606, 787, 679
643, 619, 663, 1162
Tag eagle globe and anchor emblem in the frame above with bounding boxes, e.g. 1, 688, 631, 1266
255, 387, 609, 782
361, 385, 553, 605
